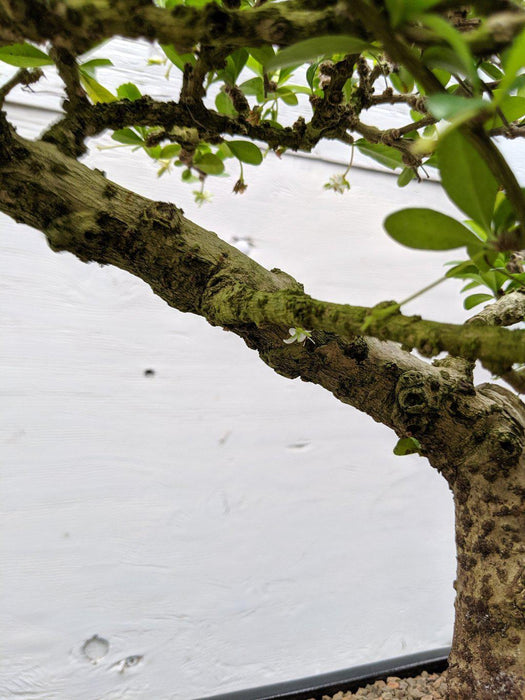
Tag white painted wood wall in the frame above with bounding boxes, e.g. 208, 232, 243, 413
1, 39, 523, 700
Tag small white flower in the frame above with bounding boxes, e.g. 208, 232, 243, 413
323, 174, 350, 194
283, 327, 313, 344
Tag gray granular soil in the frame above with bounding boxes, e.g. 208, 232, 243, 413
314, 670, 447, 699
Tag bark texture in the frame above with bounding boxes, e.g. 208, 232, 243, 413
1, 108, 524, 700
445, 386, 525, 699
1, 2, 525, 697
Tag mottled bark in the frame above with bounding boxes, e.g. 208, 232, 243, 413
1, 9, 525, 690
447, 386, 525, 699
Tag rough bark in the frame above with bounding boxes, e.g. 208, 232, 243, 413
447, 386, 525, 700
1, 2, 525, 696
1, 118, 524, 698
1, 104, 525, 699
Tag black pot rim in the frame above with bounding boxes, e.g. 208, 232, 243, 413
196, 646, 450, 700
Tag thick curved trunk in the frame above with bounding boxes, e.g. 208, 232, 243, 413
1, 103, 525, 700
447, 390, 525, 699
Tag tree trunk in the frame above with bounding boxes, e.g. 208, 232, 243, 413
446, 389, 525, 699
1, 112, 525, 700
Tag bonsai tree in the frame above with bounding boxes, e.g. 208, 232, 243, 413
0, 0, 524, 697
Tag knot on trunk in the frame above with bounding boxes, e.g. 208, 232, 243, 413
393, 369, 443, 433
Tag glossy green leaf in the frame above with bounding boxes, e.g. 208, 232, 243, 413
397, 167, 415, 187
426, 94, 486, 121
79, 72, 116, 103
266, 36, 370, 72
160, 44, 195, 70
194, 153, 225, 175
79, 58, 112, 78
463, 293, 493, 310
111, 128, 144, 145
384, 208, 480, 250
355, 139, 403, 170
225, 140, 263, 165
0, 42, 53, 67
239, 77, 264, 100
393, 437, 421, 456
480, 61, 503, 81
215, 91, 237, 116
437, 129, 498, 230
117, 82, 142, 101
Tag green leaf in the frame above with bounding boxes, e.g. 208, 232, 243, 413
393, 437, 421, 456
487, 94, 525, 129
276, 89, 298, 106
355, 139, 403, 170
249, 46, 275, 67
422, 46, 469, 77
79, 72, 116, 103
389, 66, 414, 93
238, 77, 264, 100
461, 280, 482, 293
419, 14, 478, 89
215, 90, 237, 116
79, 58, 112, 77
144, 145, 162, 159
306, 62, 319, 90
182, 168, 198, 182
480, 61, 503, 81
194, 152, 225, 175
426, 94, 486, 121
397, 167, 415, 187
117, 82, 142, 101
111, 128, 144, 145
445, 260, 478, 279
218, 49, 249, 85
225, 140, 263, 165
160, 143, 181, 159
266, 36, 370, 72
496, 27, 525, 102
463, 293, 493, 310
384, 208, 480, 250
437, 129, 498, 231
0, 42, 53, 68
160, 44, 195, 71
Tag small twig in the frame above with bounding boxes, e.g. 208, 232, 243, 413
0, 67, 43, 107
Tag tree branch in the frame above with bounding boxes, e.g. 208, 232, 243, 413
41, 95, 351, 158
3, 117, 524, 374
467, 290, 525, 328
0, 0, 365, 54
0, 66, 43, 107
49, 44, 89, 112
2, 110, 525, 480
